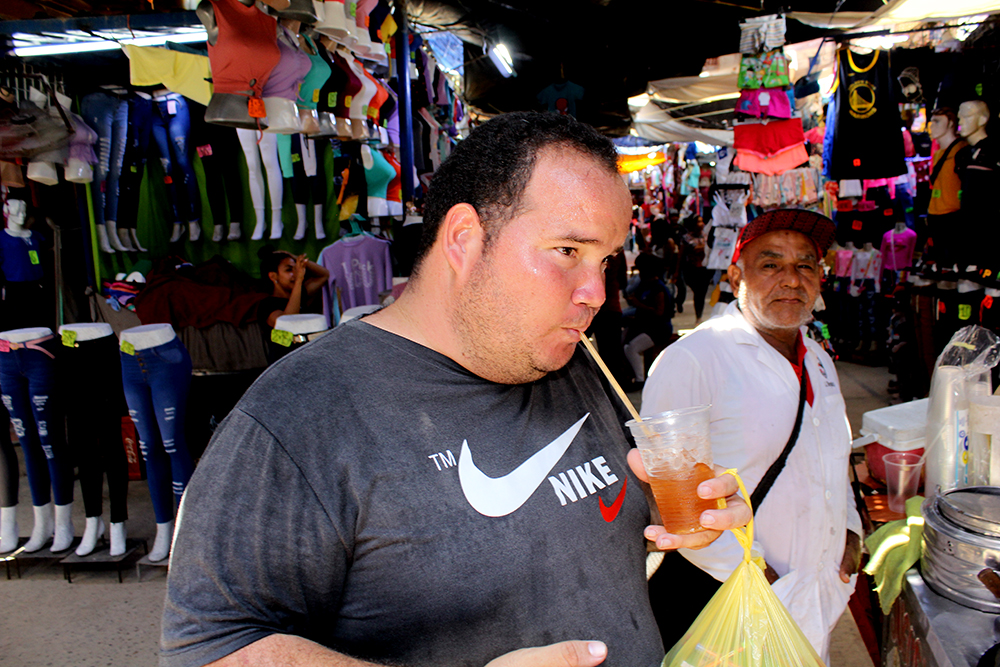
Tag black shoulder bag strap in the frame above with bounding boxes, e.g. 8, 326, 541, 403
749, 366, 808, 516
929, 139, 962, 189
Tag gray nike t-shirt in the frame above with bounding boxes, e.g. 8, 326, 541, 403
161, 320, 663, 667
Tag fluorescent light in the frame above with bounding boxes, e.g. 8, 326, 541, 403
628, 93, 650, 107
13, 29, 207, 57
488, 43, 514, 77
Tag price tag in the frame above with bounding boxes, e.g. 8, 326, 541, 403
932, 188, 941, 199
959, 304, 972, 321
121, 341, 135, 356
28, 250, 39, 265
271, 329, 293, 347
851, 219, 863, 231
61, 330, 77, 348
248, 97, 266, 118
343, 95, 353, 109
313, 89, 320, 103
292, 153, 301, 163
853, 158, 861, 167
196, 144, 213, 158
328, 92, 338, 108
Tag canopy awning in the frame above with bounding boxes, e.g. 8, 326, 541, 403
789, 0, 1000, 29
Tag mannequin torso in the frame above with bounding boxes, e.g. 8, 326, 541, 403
120, 323, 176, 350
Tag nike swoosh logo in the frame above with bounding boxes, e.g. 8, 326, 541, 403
599, 477, 627, 522
458, 414, 590, 517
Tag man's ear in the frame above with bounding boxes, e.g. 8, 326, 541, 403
440, 203, 485, 279
727, 263, 742, 292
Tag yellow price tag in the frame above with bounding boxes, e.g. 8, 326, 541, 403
959, 304, 972, 321
28, 250, 39, 265
313, 89, 320, 103
271, 329, 293, 347
121, 341, 135, 356
61, 330, 77, 348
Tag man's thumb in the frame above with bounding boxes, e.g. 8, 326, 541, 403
487, 641, 608, 667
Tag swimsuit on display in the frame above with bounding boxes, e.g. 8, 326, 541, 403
364, 148, 396, 199
316, 41, 349, 114
737, 49, 789, 89
736, 88, 791, 119
206, 0, 280, 101
296, 35, 332, 110
330, 51, 363, 119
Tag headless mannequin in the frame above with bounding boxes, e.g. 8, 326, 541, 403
321, 37, 354, 139
119, 324, 188, 562
0, 326, 74, 552
236, 128, 284, 240
263, 20, 307, 135
198, 0, 289, 130
59, 322, 130, 556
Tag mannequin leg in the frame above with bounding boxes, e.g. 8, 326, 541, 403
117, 95, 153, 252
80, 94, 116, 253
0, 402, 18, 553
148, 341, 194, 504
312, 145, 327, 240
164, 97, 202, 242
218, 128, 245, 241
104, 99, 130, 252
257, 133, 284, 240
152, 106, 184, 243
237, 128, 268, 240
121, 357, 175, 529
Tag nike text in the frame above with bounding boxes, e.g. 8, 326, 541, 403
548, 457, 619, 506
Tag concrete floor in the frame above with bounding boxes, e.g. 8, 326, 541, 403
0, 292, 891, 667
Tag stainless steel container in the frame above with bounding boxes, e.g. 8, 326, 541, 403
921, 487, 1000, 613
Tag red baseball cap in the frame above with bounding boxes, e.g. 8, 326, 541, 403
731, 208, 836, 266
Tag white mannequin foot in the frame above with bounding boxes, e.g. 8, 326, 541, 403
169, 223, 184, 243
212, 224, 224, 243
0, 506, 18, 553
75, 516, 105, 556
269, 208, 283, 240
109, 522, 127, 557
96, 225, 115, 254
251, 220, 266, 241
227, 222, 242, 241
314, 205, 326, 240
51, 502, 75, 552
130, 229, 148, 252
106, 221, 128, 251
294, 204, 308, 240
149, 520, 174, 562
117, 228, 137, 252
23, 502, 53, 552
189, 220, 202, 242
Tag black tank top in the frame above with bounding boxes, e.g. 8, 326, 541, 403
829, 47, 906, 180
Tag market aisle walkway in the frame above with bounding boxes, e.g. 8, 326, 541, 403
0, 293, 887, 666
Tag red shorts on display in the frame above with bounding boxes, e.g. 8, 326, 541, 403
734, 143, 809, 175
733, 117, 804, 158
735, 88, 792, 119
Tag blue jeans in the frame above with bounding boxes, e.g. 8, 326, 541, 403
120, 337, 194, 523
80, 92, 128, 226
117, 95, 154, 230
152, 94, 200, 224
0, 338, 72, 507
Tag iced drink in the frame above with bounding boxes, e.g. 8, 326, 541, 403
627, 406, 715, 534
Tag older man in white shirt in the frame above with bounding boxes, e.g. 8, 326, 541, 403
641, 209, 862, 663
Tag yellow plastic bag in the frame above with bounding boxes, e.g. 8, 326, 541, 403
662, 470, 824, 667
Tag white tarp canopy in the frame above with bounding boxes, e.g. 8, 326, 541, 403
631, 102, 735, 146
789, 0, 1000, 29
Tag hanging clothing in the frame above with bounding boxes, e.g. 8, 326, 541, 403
829, 48, 906, 180
296, 35, 332, 111
879, 227, 917, 273
262, 25, 312, 102
318, 235, 393, 318
123, 45, 213, 106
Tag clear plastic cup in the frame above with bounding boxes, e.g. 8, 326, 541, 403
626, 405, 716, 534
884, 452, 924, 513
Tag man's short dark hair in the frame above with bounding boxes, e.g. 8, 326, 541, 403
931, 107, 958, 130
412, 111, 619, 274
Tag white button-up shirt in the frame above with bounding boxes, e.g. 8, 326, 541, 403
641, 302, 861, 660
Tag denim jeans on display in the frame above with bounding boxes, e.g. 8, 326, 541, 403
0, 337, 71, 507
80, 92, 128, 226
120, 337, 194, 524
117, 95, 154, 231
62, 336, 129, 522
0, 401, 16, 507
152, 94, 200, 225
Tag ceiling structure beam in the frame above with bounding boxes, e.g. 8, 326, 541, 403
0, 11, 200, 36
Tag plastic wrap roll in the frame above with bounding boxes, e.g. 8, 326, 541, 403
969, 395, 1000, 486
925, 366, 968, 496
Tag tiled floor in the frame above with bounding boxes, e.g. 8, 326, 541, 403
0, 291, 890, 666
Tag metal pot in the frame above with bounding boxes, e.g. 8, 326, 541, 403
921, 486, 1000, 613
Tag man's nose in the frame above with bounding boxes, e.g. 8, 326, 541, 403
573, 266, 606, 310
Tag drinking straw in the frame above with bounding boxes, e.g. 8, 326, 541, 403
578, 333, 651, 435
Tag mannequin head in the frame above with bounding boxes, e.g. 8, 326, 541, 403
3, 199, 29, 236
929, 107, 958, 143
259, 247, 296, 296
958, 100, 990, 145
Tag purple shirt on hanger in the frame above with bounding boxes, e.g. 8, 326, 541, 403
319, 235, 393, 312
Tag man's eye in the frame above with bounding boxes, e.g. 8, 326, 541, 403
557, 247, 577, 257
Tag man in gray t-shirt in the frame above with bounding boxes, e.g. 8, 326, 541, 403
161, 112, 750, 667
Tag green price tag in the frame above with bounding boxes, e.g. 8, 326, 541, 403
271, 329, 293, 347
328, 92, 338, 108
820, 323, 830, 340
976, 83, 983, 97
931, 188, 941, 199
958, 304, 972, 321
121, 341, 135, 356
61, 330, 77, 348
28, 250, 39, 265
